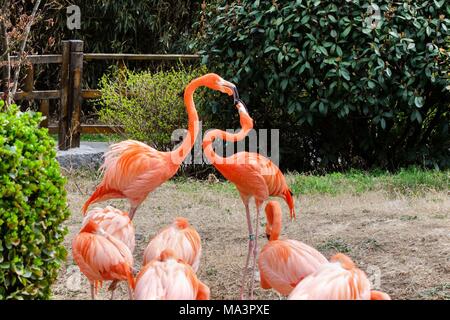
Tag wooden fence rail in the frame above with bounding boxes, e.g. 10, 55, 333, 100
0, 40, 200, 150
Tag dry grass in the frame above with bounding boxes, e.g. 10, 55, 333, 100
52, 171, 450, 300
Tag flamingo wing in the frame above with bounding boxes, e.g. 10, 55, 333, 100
217, 152, 270, 202
288, 261, 371, 300
258, 240, 328, 295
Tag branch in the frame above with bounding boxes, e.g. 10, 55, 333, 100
0, 1, 10, 107
10, 0, 41, 98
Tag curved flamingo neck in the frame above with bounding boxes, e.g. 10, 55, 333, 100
170, 78, 201, 165
202, 113, 253, 165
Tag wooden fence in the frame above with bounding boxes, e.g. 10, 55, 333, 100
0, 40, 200, 150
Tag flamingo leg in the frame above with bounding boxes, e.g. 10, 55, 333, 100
249, 203, 261, 299
127, 285, 133, 300
108, 280, 118, 300
240, 203, 254, 300
128, 206, 138, 220
90, 283, 95, 300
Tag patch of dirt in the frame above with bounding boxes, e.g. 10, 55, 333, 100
52, 174, 450, 300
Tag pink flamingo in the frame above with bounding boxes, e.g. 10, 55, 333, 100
82, 206, 135, 298
202, 102, 296, 299
72, 220, 135, 299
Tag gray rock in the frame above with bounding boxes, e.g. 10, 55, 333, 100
56, 142, 109, 170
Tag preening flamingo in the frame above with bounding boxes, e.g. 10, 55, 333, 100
288, 253, 391, 300
72, 220, 135, 300
82, 206, 135, 298
202, 102, 296, 299
258, 201, 327, 296
82, 73, 240, 220
143, 217, 201, 271
134, 249, 210, 300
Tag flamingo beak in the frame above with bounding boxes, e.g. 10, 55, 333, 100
265, 233, 270, 240
220, 79, 240, 103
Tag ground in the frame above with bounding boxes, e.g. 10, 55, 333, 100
52, 172, 450, 300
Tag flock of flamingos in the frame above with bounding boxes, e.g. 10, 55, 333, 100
72, 73, 391, 300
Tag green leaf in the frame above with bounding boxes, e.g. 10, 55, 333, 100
341, 25, 352, 38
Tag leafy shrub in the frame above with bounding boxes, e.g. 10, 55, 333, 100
0, 101, 70, 299
98, 65, 211, 151
198, 0, 450, 171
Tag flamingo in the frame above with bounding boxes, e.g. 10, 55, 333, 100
288, 253, 391, 300
143, 217, 201, 271
258, 201, 327, 296
82, 73, 240, 220
72, 220, 135, 300
82, 206, 135, 299
202, 102, 296, 299
134, 249, 210, 300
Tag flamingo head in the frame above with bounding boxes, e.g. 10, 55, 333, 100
203, 73, 240, 104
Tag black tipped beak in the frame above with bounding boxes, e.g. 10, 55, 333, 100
224, 84, 240, 104
266, 233, 270, 240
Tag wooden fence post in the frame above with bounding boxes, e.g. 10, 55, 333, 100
24, 64, 33, 92
59, 40, 70, 150
40, 99, 49, 128
69, 40, 83, 148
58, 40, 83, 150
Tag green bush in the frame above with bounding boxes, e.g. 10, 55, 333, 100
198, 0, 450, 171
97, 65, 211, 150
0, 101, 70, 299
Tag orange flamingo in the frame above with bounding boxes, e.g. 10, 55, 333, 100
134, 249, 210, 300
82, 73, 240, 220
143, 217, 201, 271
202, 102, 296, 299
258, 201, 327, 296
288, 253, 391, 300
82, 206, 135, 298
72, 220, 135, 300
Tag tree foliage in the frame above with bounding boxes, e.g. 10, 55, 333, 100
198, 0, 450, 170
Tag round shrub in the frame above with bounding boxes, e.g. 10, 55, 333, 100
198, 0, 450, 171
0, 101, 70, 299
